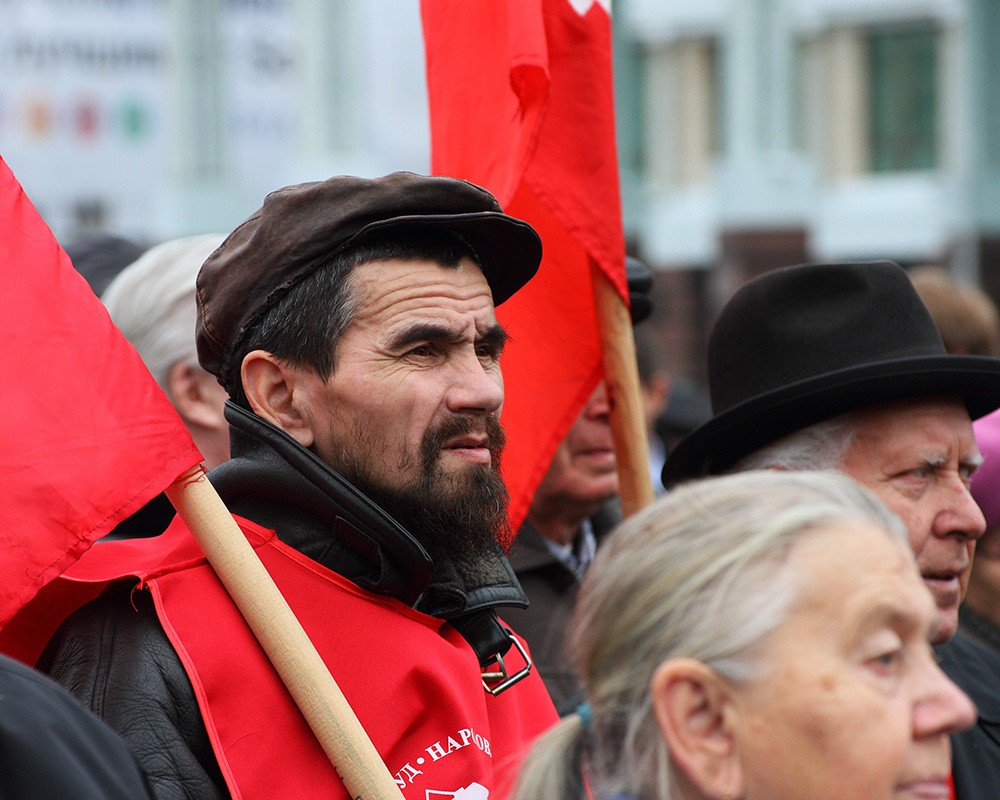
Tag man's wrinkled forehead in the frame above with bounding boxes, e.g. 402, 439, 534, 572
346, 255, 501, 338
847, 396, 982, 464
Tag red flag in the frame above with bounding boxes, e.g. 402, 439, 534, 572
0, 156, 203, 629
421, 0, 628, 530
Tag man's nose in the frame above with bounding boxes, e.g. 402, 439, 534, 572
583, 381, 611, 420
446, 351, 504, 415
936, 478, 987, 541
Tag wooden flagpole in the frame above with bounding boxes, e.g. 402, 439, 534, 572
591, 265, 655, 518
165, 467, 405, 800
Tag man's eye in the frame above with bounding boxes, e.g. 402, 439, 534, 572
408, 345, 433, 357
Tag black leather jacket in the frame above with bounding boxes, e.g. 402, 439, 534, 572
504, 501, 621, 713
0, 652, 154, 798
937, 631, 1000, 800
41, 402, 530, 800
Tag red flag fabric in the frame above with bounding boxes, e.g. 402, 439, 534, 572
421, 0, 628, 530
2, 515, 557, 798
0, 156, 203, 629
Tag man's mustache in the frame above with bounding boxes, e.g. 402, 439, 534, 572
422, 414, 506, 465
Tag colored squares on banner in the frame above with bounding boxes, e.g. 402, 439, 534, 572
120, 99, 150, 140
26, 99, 54, 139
12, 95, 155, 143
75, 99, 101, 139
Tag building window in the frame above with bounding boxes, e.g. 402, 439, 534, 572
868, 24, 939, 172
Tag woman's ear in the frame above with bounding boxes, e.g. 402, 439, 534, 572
650, 658, 745, 800
166, 362, 228, 430
240, 350, 315, 448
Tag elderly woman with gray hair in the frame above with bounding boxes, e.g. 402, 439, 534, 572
101, 234, 231, 471
513, 471, 975, 800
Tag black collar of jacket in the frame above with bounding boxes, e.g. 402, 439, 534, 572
208, 401, 528, 663
936, 629, 1000, 722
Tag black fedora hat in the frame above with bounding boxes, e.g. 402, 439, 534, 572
662, 260, 1000, 487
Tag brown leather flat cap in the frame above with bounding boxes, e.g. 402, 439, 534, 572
196, 171, 542, 379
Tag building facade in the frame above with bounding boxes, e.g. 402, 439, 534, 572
616, 0, 1000, 379
0, 0, 429, 243
4, 0, 998, 380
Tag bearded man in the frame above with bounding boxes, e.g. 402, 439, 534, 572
39, 173, 557, 800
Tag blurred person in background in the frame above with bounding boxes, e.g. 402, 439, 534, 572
505, 257, 660, 710
513, 471, 975, 800
99, 234, 230, 539
505, 380, 621, 711
102, 234, 231, 471
63, 231, 146, 298
965, 408, 1000, 655
633, 328, 672, 492
909, 265, 1000, 357
652, 372, 711, 473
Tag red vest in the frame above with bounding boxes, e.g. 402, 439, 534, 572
6, 518, 558, 800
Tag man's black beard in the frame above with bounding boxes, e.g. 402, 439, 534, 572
327, 414, 511, 568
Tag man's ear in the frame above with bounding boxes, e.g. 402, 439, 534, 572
650, 658, 744, 800
240, 350, 315, 448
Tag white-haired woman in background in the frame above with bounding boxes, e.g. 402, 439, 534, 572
513, 470, 975, 800
102, 233, 230, 470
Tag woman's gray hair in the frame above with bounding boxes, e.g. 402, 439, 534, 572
729, 414, 857, 473
101, 234, 227, 390
512, 470, 908, 800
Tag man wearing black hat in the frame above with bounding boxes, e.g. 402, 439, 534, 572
40, 173, 558, 800
663, 260, 1000, 800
